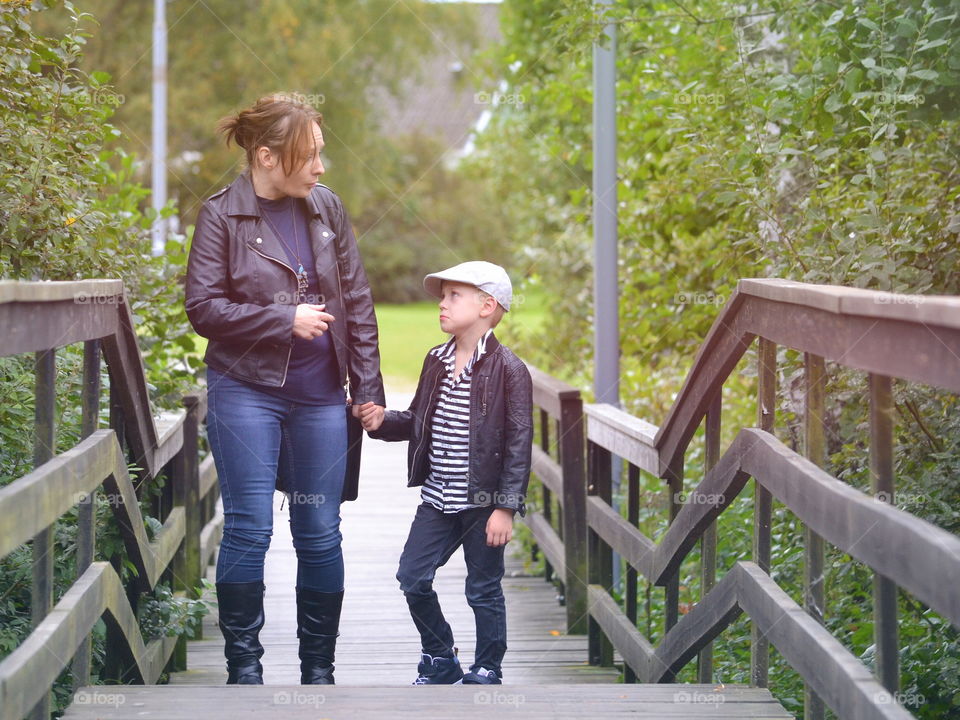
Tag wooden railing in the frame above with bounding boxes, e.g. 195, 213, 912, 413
523, 278, 960, 720
0, 280, 222, 720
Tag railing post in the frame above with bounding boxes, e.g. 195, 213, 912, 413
752, 337, 775, 687
72, 339, 100, 691
539, 408, 553, 582
175, 394, 203, 602
803, 352, 827, 720
104, 369, 129, 684
168, 392, 203, 671
29, 348, 56, 720
624, 463, 639, 683
559, 392, 587, 634
869, 373, 899, 694
697, 391, 720, 683
660, 455, 683, 683
664, 456, 683, 634
587, 440, 613, 666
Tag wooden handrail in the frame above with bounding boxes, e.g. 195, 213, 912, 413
656, 278, 960, 477
0, 429, 186, 591
524, 363, 587, 634
0, 279, 219, 717
588, 561, 913, 719
523, 278, 959, 719
0, 562, 180, 720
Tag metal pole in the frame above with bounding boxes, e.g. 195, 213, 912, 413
593, 0, 620, 588
151, 0, 168, 256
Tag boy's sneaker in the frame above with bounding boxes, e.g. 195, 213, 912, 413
412, 650, 464, 685
461, 667, 501, 685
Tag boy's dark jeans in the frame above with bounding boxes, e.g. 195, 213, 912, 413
397, 503, 507, 675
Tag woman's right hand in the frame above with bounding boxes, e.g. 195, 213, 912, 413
293, 303, 335, 340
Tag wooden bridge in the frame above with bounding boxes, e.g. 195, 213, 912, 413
1, 278, 958, 719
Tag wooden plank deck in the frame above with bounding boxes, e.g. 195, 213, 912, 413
161, 391, 618, 686
64, 684, 792, 718
64, 391, 791, 718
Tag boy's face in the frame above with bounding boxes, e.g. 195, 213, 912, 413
438, 280, 496, 337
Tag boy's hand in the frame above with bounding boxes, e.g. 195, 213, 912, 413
486, 508, 514, 547
353, 401, 385, 431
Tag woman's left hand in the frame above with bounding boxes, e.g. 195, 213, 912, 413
353, 401, 385, 431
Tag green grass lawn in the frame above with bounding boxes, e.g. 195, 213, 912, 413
185, 283, 549, 394
376, 283, 548, 392
376, 300, 447, 392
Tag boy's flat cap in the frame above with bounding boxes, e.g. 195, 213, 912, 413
423, 260, 513, 311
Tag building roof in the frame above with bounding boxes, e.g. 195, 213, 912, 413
373, 2, 501, 154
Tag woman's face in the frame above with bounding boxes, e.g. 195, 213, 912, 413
257, 122, 325, 199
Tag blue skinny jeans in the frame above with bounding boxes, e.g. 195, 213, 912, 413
206, 367, 347, 592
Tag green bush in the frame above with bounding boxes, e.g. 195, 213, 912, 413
477, 1, 960, 716
1, 1, 206, 712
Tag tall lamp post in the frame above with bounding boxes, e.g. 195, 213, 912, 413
593, 0, 620, 586
151, 0, 168, 256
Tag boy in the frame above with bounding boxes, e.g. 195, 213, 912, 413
360, 260, 533, 685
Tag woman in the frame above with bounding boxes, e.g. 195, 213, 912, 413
185, 94, 385, 686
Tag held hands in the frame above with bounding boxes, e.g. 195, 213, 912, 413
293, 303, 335, 340
486, 508, 514, 547
353, 401, 385, 431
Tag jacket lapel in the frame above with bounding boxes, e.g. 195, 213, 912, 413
246, 216, 293, 270
305, 186, 337, 256
224, 172, 337, 269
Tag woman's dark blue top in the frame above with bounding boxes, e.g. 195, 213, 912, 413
223, 194, 344, 406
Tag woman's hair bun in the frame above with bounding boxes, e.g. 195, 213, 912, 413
215, 93, 323, 174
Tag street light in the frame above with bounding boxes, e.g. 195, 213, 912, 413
151, 0, 167, 256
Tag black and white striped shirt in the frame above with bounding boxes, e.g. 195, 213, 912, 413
421, 330, 493, 513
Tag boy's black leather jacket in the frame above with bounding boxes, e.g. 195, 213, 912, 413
369, 333, 533, 516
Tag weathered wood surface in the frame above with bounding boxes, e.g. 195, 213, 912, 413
63, 684, 792, 719
165, 392, 621, 687
656, 277, 960, 476
0, 561, 180, 720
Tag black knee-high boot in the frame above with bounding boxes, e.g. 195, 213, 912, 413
216, 581, 265, 685
296, 587, 343, 685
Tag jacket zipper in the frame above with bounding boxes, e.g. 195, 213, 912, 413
248, 243, 296, 387
412, 360, 444, 476
468, 354, 493, 490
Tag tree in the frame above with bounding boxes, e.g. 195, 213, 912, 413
470, 1, 960, 716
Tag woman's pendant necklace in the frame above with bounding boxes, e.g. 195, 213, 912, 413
258, 197, 310, 304
291, 206, 309, 303
296, 262, 308, 301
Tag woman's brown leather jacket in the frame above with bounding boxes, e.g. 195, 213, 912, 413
185, 171, 385, 408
